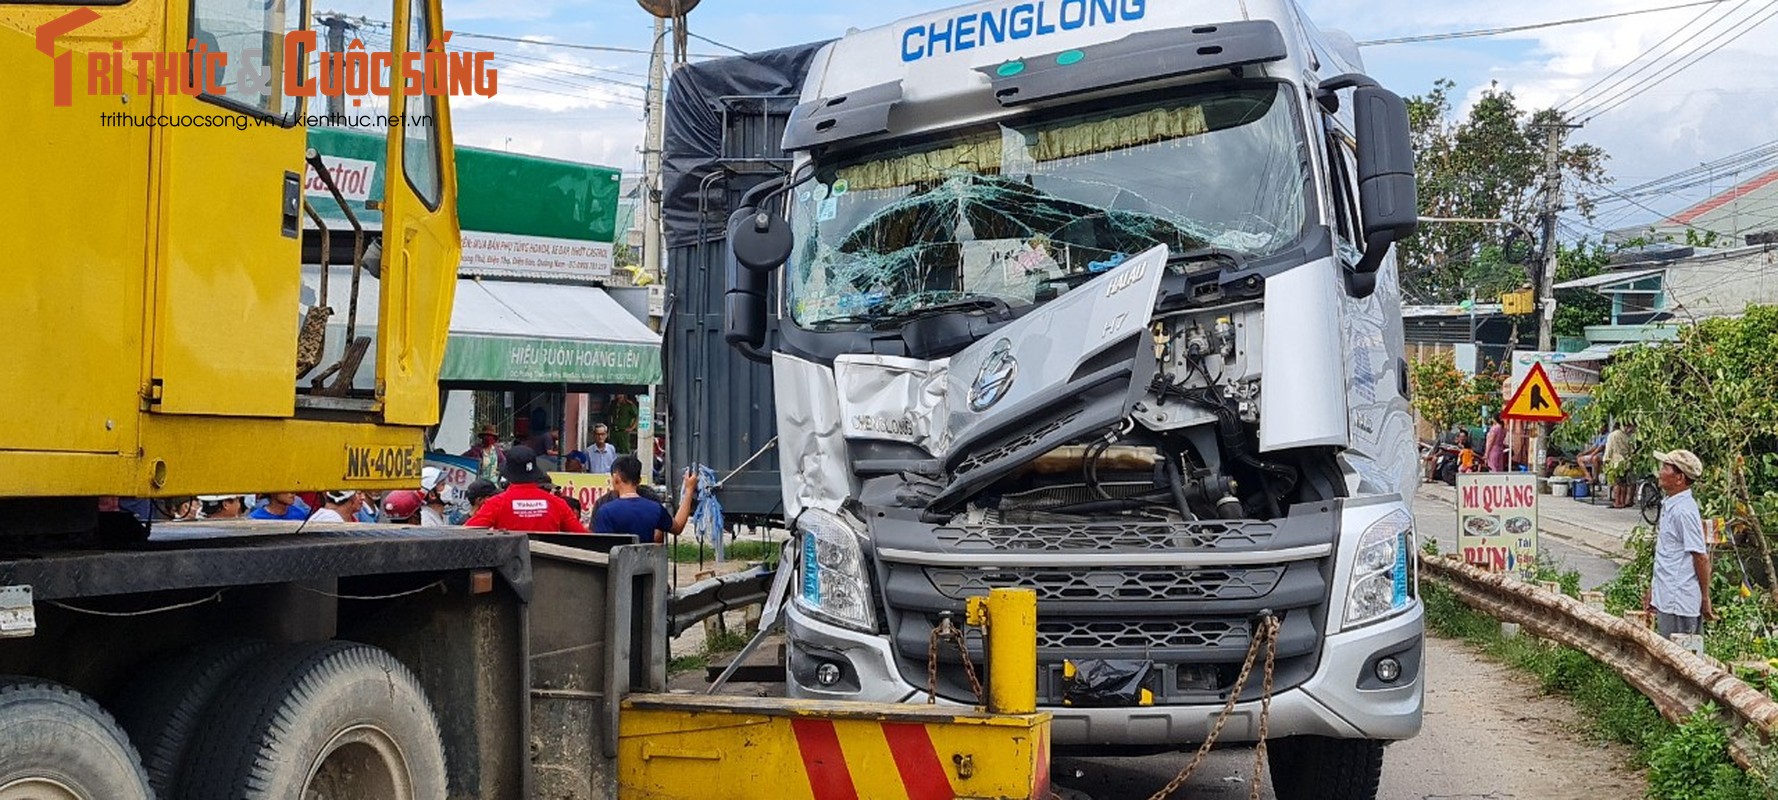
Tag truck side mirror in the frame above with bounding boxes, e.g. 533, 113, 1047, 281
730, 207, 793, 272
1349, 85, 1418, 296
724, 208, 774, 362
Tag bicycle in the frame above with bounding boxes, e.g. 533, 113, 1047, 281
1633, 477, 1662, 526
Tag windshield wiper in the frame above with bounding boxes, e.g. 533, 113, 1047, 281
808, 295, 1015, 330
1167, 246, 1247, 272
864, 295, 1015, 329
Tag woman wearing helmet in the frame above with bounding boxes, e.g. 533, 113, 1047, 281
381, 490, 426, 525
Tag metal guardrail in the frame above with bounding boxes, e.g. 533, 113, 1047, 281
1420, 552, 1778, 769
667, 566, 776, 637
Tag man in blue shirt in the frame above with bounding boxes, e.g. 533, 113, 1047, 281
250, 493, 310, 521
593, 455, 698, 544
583, 424, 619, 474
1644, 448, 1715, 638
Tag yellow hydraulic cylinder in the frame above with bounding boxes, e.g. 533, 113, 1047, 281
968, 587, 1038, 715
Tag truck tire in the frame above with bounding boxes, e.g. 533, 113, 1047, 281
111, 639, 269, 798
1267, 736, 1384, 800
0, 677, 154, 800
178, 641, 448, 800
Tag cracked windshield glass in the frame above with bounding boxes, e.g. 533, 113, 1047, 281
788, 83, 1308, 328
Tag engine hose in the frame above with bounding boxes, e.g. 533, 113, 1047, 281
1162, 455, 1199, 521
1048, 493, 1170, 515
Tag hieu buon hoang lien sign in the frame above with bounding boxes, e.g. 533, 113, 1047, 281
439, 336, 659, 386
1457, 473, 1540, 576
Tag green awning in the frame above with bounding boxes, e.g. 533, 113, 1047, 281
441, 279, 661, 386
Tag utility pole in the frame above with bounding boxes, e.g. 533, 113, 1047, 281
641, 17, 667, 288
638, 16, 668, 497
317, 14, 354, 123
1536, 124, 1565, 353
1531, 121, 1579, 484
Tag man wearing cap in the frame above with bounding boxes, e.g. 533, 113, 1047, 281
463, 424, 506, 480
465, 446, 589, 533
1645, 448, 1715, 638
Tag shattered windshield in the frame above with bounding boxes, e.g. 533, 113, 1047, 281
787, 84, 1309, 328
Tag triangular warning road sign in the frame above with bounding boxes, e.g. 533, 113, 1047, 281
1503, 362, 1567, 423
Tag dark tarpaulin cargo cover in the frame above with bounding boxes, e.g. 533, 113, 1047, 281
663, 41, 828, 522
662, 41, 829, 248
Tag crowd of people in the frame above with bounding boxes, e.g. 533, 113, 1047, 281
114, 430, 699, 544
1425, 417, 1641, 503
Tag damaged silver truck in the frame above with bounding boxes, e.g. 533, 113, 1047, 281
721, 1, 1423, 796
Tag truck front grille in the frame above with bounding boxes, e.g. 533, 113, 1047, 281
1037, 618, 1246, 651
925, 566, 1285, 603
872, 507, 1340, 706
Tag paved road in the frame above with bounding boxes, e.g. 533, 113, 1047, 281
1051, 637, 1646, 799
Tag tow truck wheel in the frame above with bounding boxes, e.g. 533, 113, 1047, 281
111, 639, 270, 798
1267, 735, 1384, 800
179, 641, 448, 800
0, 677, 153, 800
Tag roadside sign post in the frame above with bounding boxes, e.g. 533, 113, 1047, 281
1457, 473, 1540, 578
1502, 361, 1567, 494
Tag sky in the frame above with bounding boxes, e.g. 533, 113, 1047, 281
364, 0, 1778, 240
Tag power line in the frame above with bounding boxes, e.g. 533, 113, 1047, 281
685, 30, 747, 56
1559, 0, 1745, 114
450, 29, 723, 58
1357, 0, 1730, 45
1576, 0, 1778, 121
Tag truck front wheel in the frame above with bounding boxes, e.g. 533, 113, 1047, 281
0, 677, 153, 800
1267, 736, 1384, 800
179, 641, 448, 800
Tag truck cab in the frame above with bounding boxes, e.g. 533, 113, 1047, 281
723, 1, 1423, 794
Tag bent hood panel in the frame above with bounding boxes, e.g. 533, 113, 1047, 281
930, 245, 1168, 509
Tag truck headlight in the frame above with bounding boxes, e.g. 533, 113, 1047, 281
794, 509, 877, 632
1344, 509, 1416, 630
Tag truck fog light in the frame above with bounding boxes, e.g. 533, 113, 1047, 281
1375, 657, 1402, 683
816, 662, 842, 686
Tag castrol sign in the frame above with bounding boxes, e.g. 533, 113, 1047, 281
304, 157, 378, 203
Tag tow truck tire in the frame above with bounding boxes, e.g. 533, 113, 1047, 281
179, 641, 448, 800
0, 677, 153, 800
111, 639, 270, 798
1267, 735, 1384, 800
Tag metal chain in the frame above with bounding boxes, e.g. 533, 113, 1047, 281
952, 627, 985, 705
1144, 613, 1279, 800
927, 625, 943, 705
925, 612, 986, 706
1249, 616, 1280, 800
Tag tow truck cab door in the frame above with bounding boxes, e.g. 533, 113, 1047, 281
149, 0, 456, 427
378, 0, 459, 426
151, 0, 309, 416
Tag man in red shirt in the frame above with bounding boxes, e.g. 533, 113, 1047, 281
465, 446, 588, 533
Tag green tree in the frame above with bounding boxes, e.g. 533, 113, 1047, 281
1400, 80, 1609, 303
1594, 306, 1778, 594
1552, 240, 1614, 339
1410, 351, 1505, 433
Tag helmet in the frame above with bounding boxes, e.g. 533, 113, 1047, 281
324, 490, 357, 505
381, 490, 425, 522
420, 466, 443, 493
